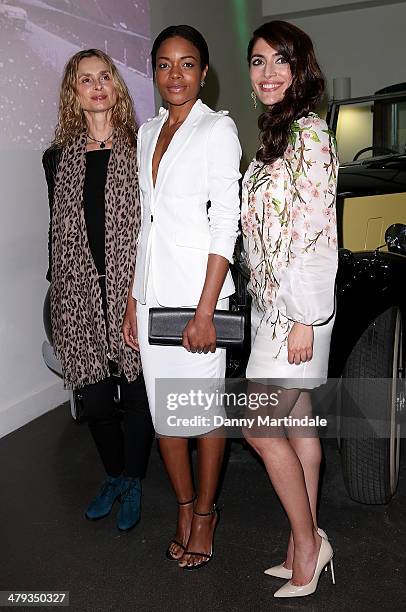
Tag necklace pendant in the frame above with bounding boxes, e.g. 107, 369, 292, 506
100, 142, 106, 149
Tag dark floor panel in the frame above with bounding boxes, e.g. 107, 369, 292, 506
0, 405, 405, 612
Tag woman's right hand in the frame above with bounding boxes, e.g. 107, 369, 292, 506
287, 321, 313, 365
122, 297, 139, 351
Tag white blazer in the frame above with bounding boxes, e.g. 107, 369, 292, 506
132, 99, 242, 306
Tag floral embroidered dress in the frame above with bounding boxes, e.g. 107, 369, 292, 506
241, 113, 338, 387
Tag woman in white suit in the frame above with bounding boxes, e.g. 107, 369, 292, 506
123, 25, 241, 570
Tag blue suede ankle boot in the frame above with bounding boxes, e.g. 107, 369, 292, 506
85, 475, 124, 520
116, 477, 141, 531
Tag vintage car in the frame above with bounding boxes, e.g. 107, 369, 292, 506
326, 85, 406, 505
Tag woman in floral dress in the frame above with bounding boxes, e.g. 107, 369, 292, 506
241, 21, 338, 598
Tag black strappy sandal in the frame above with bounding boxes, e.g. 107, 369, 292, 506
181, 505, 219, 571
165, 495, 196, 561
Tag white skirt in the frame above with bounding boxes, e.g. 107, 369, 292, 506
136, 266, 228, 435
246, 302, 335, 390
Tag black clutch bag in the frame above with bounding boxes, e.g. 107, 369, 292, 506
148, 308, 245, 348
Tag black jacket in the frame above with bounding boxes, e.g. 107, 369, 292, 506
42, 145, 62, 281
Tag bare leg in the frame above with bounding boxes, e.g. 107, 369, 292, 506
179, 435, 226, 568
158, 437, 194, 559
244, 385, 321, 585
283, 392, 322, 569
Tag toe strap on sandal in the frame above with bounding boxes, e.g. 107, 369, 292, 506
181, 549, 213, 570
184, 551, 211, 559
169, 539, 186, 551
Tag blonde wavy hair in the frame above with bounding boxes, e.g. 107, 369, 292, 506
53, 49, 137, 147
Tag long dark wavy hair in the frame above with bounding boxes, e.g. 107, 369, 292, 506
247, 21, 325, 164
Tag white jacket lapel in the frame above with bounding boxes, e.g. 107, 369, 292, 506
153, 100, 204, 197
145, 107, 168, 194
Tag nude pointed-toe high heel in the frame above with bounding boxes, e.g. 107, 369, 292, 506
273, 536, 335, 598
263, 563, 293, 580
264, 528, 328, 579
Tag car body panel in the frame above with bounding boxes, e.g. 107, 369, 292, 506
341, 192, 406, 251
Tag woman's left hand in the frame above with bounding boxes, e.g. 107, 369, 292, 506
287, 322, 314, 365
182, 313, 216, 353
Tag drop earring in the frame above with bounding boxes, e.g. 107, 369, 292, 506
251, 91, 257, 109
200, 80, 205, 88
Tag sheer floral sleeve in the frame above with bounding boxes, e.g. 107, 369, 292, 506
275, 115, 339, 325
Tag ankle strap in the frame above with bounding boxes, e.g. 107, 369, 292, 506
193, 504, 216, 517
177, 494, 196, 506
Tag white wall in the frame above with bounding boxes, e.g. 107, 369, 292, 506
0, 152, 68, 438
286, 2, 406, 98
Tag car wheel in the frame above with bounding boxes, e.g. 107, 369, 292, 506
340, 306, 403, 504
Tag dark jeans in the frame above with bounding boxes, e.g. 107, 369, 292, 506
79, 370, 154, 479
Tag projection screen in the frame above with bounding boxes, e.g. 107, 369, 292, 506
0, 0, 155, 149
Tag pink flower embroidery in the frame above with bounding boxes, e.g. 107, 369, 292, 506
296, 176, 311, 192
285, 144, 294, 158
311, 117, 321, 127
242, 113, 338, 343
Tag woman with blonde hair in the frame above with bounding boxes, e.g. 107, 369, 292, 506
43, 49, 153, 531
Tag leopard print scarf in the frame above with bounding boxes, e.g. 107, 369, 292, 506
50, 129, 141, 389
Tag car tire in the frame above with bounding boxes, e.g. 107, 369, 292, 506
340, 306, 403, 504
